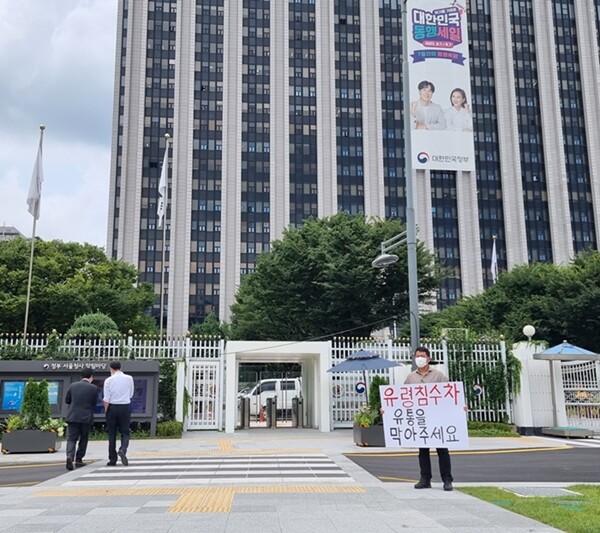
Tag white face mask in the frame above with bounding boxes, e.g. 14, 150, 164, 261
415, 356, 428, 369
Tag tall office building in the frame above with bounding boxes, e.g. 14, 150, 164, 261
107, 0, 600, 336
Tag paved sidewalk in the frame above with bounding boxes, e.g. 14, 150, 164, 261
0, 430, 570, 532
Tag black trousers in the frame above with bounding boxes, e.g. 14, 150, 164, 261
66, 422, 91, 462
418, 447, 453, 482
106, 404, 131, 464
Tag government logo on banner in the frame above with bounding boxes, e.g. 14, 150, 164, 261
407, 0, 476, 172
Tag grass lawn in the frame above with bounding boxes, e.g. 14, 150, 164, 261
459, 485, 600, 533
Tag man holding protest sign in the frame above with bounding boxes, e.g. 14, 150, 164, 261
380, 346, 469, 491
404, 346, 455, 492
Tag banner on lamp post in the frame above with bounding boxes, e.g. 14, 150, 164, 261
407, 0, 476, 172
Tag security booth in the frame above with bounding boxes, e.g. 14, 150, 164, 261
0, 360, 160, 436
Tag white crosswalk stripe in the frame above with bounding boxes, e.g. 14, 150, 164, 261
69, 454, 354, 485
540, 436, 600, 449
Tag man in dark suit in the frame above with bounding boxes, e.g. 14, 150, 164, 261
65, 367, 100, 470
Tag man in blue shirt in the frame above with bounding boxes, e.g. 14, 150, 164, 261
103, 361, 134, 466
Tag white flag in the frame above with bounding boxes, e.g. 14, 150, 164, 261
491, 238, 498, 284
157, 143, 168, 228
27, 131, 44, 220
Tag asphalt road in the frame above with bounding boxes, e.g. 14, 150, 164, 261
2, 447, 598, 487
0, 461, 94, 487
345, 446, 600, 483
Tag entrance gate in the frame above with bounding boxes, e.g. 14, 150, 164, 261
562, 360, 600, 429
186, 360, 222, 430
243, 372, 301, 428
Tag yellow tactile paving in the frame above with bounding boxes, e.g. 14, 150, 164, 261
218, 439, 235, 454
34, 485, 365, 513
169, 487, 235, 513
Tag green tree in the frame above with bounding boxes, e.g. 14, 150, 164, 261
419, 250, 600, 349
0, 238, 156, 334
230, 214, 444, 340
158, 359, 177, 421
189, 312, 229, 338
20, 380, 52, 429
65, 312, 121, 339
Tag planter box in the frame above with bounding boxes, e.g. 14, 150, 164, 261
353, 423, 385, 447
1, 430, 61, 454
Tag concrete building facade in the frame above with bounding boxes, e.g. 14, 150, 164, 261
107, 0, 600, 335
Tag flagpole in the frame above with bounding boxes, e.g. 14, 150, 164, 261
23, 124, 45, 341
159, 133, 171, 339
23, 218, 37, 341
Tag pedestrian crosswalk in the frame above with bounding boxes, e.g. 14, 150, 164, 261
544, 436, 600, 449
69, 454, 353, 485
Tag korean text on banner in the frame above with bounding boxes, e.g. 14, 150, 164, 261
380, 382, 469, 449
407, 0, 476, 172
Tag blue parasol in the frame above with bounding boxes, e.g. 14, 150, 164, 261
327, 349, 399, 401
533, 340, 599, 361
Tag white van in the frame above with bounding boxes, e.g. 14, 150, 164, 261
244, 378, 301, 417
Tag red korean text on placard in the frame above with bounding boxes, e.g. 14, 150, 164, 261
382, 386, 399, 407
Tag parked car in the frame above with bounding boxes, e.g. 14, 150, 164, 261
237, 387, 251, 399
243, 378, 301, 417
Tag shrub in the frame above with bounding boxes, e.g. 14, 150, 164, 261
39, 417, 67, 437
467, 421, 516, 436
66, 312, 120, 339
0, 343, 37, 361
20, 380, 51, 429
5, 414, 24, 431
354, 404, 377, 427
37, 330, 76, 361
158, 359, 177, 421
368, 375, 389, 425
156, 420, 183, 438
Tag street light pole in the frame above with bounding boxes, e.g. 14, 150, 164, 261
371, 1, 420, 364
402, 0, 420, 357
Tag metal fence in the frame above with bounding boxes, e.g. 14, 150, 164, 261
562, 360, 600, 429
2, 333, 512, 428
0, 333, 222, 360
329, 338, 511, 428
445, 340, 511, 423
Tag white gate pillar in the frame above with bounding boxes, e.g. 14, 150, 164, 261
225, 348, 238, 434
512, 341, 567, 433
176, 359, 187, 430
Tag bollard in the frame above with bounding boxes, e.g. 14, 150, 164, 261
242, 397, 250, 428
291, 397, 299, 428
266, 397, 277, 428
238, 397, 243, 428
297, 397, 304, 428
266, 397, 273, 427
270, 397, 278, 428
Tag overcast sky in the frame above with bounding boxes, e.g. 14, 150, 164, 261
0, 1, 117, 249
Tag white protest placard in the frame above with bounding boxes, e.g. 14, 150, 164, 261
379, 382, 469, 449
